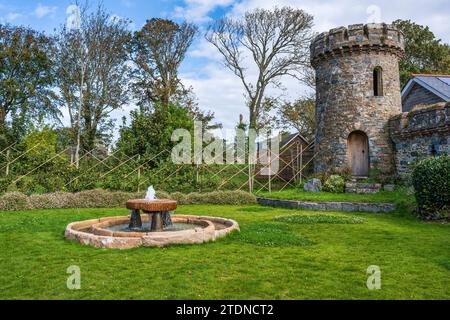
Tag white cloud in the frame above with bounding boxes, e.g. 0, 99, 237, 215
228, 0, 450, 43
188, 37, 223, 60
181, 63, 248, 129
173, 0, 235, 23
66, 5, 81, 29
34, 4, 57, 19
5, 12, 21, 22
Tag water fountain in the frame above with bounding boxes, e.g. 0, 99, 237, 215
65, 186, 239, 249
127, 186, 175, 232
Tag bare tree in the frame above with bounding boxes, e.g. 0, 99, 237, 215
206, 7, 314, 130
132, 19, 198, 108
54, 2, 132, 166
53, 1, 87, 167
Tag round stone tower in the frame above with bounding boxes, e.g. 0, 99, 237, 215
311, 23, 405, 176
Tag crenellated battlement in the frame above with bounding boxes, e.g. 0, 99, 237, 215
311, 23, 405, 67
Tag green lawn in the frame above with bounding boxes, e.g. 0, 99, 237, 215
0, 204, 449, 300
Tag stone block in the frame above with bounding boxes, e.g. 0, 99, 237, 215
341, 202, 357, 212
325, 202, 343, 211
304, 178, 322, 193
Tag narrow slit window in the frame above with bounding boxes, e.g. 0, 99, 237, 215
373, 67, 383, 96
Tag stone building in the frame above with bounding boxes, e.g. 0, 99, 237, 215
401, 74, 450, 112
311, 23, 405, 176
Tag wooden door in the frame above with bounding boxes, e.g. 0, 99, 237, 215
348, 131, 369, 176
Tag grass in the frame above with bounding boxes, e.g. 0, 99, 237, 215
0, 204, 449, 300
231, 223, 314, 247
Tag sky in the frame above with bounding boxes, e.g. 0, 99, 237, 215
1, 0, 449, 135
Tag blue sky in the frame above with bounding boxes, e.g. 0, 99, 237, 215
1, 0, 449, 133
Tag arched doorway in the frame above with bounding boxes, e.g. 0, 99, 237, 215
348, 131, 369, 176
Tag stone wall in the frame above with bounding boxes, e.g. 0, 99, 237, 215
311, 23, 405, 175
389, 102, 450, 176
257, 197, 396, 213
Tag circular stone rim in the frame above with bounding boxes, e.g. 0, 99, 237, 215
65, 214, 239, 249
90, 216, 215, 238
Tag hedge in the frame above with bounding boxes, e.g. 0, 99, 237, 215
411, 156, 450, 220
0, 189, 256, 212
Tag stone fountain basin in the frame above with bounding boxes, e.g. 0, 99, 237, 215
126, 199, 177, 212
65, 214, 239, 249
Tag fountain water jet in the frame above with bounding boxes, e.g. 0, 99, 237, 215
128, 186, 173, 231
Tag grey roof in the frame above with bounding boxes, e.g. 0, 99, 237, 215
257, 132, 311, 151
280, 133, 302, 147
402, 75, 450, 101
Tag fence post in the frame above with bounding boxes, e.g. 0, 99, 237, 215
196, 164, 199, 184
268, 150, 272, 193
6, 149, 10, 176
248, 164, 252, 193
300, 144, 303, 185
296, 143, 299, 183
137, 155, 141, 193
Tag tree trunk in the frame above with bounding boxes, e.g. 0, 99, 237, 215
75, 67, 84, 169
161, 88, 170, 108
84, 126, 97, 154
249, 102, 258, 131
0, 107, 6, 127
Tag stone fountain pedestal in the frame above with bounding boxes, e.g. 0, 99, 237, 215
126, 199, 177, 232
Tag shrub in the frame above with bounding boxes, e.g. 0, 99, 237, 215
73, 189, 138, 208
311, 172, 330, 184
196, 191, 256, 205
0, 192, 29, 211
28, 192, 72, 210
322, 175, 346, 193
0, 177, 13, 194
155, 190, 170, 199
412, 156, 450, 220
167, 191, 187, 203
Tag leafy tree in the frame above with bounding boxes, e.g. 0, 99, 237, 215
393, 19, 450, 86
23, 126, 58, 159
206, 7, 314, 130
132, 19, 220, 133
0, 24, 57, 129
116, 102, 194, 160
10, 127, 68, 194
132, 19, 198, 108
278, 96, 316, 142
